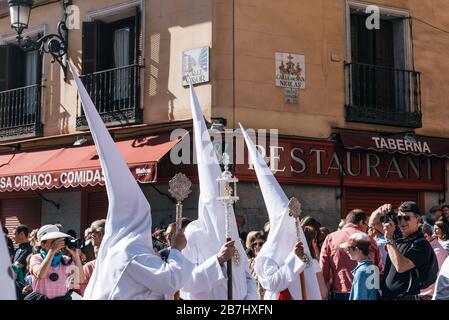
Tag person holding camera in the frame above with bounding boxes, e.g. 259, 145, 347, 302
25, 224, 84, 300
381, 202, 438, 300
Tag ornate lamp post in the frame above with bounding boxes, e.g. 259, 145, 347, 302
216, 153, 239, 300
8, 0, 71, 80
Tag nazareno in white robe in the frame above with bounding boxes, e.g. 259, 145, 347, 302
180, 84, 258, 300
240, 123, 322, 300
70, 63, 194, 300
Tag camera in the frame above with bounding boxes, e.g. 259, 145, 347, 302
64, 237, 84, 249
380, 209, 398, 225
380, 208, 402, 239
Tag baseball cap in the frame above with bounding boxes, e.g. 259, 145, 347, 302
340, 232, 371, 249
37, 224, 70, 242
399, 201, 421, 216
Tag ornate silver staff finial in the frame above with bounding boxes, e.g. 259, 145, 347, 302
169, 173, 192, 231
288, 197, 311, 268
217, 152, 240, 267
216, 152, 241, 301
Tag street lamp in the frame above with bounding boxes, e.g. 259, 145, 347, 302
8, 0, 32, 36
8, 0, 71, 80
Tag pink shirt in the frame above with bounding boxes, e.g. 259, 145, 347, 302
319, 224, 383, 294
80, 259, 97, 296
30, 254, 74, 299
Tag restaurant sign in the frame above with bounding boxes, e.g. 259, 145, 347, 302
234, 137, 445, 191
0, 163, 156, 192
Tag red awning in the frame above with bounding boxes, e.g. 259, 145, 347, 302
0, 132, 184, 192
340, 131, 449, 158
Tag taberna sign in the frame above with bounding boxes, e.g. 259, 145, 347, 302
340, 132, 449, 158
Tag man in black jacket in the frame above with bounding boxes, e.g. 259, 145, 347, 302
381, 202, 438, 300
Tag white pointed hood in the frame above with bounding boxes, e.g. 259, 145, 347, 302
239, 123, 321, 300
0, 223, 15, 300
184, 84, 248, 298
69, 63, 155, 299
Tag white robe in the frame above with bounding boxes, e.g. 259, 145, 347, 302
180, 240, 258, 300
240, 123, 322, 300
104, 249, 193, 300
0, 222, 15, 300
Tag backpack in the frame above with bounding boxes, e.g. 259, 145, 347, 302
414, 238, 439, 289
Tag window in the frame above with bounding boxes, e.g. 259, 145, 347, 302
77, 5, 143, 128
345, 2, 421, 128
0, 44, 42, 92
82, 13, 140, 74
0, 42, 43, 139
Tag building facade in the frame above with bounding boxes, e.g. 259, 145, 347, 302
1, 0, 449, 237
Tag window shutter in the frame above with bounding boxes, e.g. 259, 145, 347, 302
82, 21, 101, 75
0, 197, 42, 235
0, 45, 9, 92
356, 14, 375, 65
98, 23, 114, 71
350, 14, 359, 62
375, 19, 394, 68
135, 6, 142, 65
83, 21, 115, 74
0, 45, 26, 91
10, 45, 26, 89
34, 51, 43, 86
343, 188, 420, 219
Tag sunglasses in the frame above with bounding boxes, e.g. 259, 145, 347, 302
397, 215, 417, 222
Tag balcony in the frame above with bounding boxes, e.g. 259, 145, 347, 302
0, 85, 43, 142
76, 64, 143, 129
345, 62, 422, 128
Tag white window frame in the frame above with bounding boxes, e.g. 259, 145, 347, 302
85, 0, 145, 111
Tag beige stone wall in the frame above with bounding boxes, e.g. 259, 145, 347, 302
213, 0, 449, 139
0, 0, 212, 138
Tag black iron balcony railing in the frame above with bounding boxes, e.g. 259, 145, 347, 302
0, 84, 43, 141
76, 64, 143, 129
345, 62, 422, 128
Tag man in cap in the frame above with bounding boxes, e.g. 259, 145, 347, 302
381, 201, 438, 300
25, 224, 84, 300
